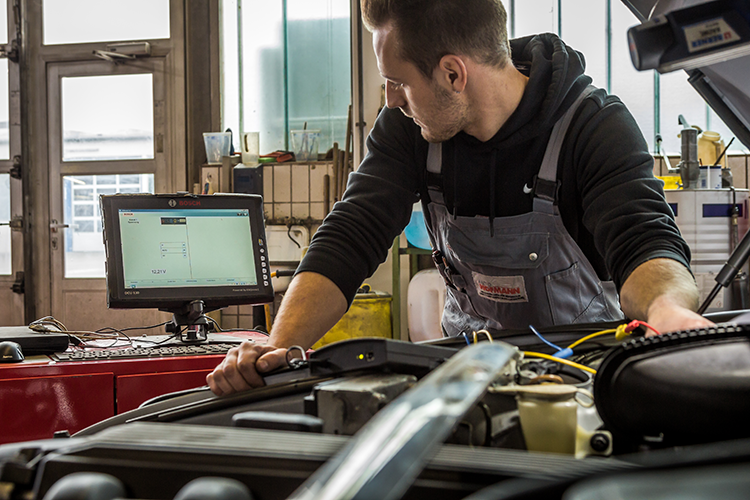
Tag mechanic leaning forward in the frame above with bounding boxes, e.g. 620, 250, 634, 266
207, 0, 714, 395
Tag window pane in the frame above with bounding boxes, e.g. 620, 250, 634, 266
0, 59, 8, 160
221, 0, 241, 153
62, 74, 154, 162
119, 174, 140, 184
660, 71, 708, 155
43, 0, 169, 45
0, 174, 9, 275
63, 174, 154, 278
236, 1, 351, 155
610, 1, 654, 151
242, 1, 286, 153
514, 0, 557, 39
561, 0, 606, 89
286, 0, 351, 151
74, 204, 94, 217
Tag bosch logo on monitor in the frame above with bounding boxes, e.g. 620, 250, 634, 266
168, 199, 176, 207
178, 200, 201, 206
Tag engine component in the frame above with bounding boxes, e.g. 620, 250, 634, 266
595, 324, 750, 447
314, 373, 417, 435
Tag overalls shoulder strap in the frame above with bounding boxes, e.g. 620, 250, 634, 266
533, 85, 597, 214
425, 144, 444, 204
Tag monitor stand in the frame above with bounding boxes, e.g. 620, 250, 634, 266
151, 299, 261, 348
163, 300, 214, 344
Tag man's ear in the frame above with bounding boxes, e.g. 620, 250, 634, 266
436, 54, 468, 93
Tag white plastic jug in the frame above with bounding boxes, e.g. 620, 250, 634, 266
407, 269, 446, 341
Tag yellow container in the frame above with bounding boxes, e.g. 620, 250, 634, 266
698, 130, 725, 167
657, 175, 682, 190
312, 291, 393, 349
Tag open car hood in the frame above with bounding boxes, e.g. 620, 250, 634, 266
623, 0, 750, 149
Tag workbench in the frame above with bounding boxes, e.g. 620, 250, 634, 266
0, 332, 266, 445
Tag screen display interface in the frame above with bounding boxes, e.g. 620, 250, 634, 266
118, 208, 257, 289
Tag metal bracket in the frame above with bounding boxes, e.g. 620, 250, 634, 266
93, 42, 151, 64
11, 271, 24, 295
9, 216, 23, 231
0, 216, 22, 231
106, 41, 151, 56
0, 40, 19, 63
93, 50, 136, 64
10, 155, 21, 179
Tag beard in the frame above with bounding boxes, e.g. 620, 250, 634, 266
418, 82, 468, 143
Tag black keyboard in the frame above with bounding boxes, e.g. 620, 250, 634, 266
53, 343, 239, 362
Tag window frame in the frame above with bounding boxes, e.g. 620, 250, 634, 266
0, 0, 24, 325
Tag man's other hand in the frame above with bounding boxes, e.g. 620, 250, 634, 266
622, 259, 714, 337
645, 295, 715, 337
206, 342, 288, 396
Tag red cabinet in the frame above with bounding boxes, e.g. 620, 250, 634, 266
0, 355, 224, 444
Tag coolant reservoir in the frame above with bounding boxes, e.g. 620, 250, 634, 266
698, 130, 725, 167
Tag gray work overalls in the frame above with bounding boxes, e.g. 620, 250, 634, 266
423, 87, 624, 336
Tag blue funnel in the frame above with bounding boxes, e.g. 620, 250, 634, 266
404, 206, 431, 250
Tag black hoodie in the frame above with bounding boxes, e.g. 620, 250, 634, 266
297, 33, 690, 306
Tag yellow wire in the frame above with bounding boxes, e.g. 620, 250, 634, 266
566, 323, 634, 349
567, 328, 617, 349
473, 329, 493, 343
523, 351, 597, 375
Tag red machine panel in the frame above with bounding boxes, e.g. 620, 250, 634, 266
117, 369, 213, 413
0, 355, 226, 445
0, 373, 114, 444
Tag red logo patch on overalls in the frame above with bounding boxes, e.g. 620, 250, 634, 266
472, 273, 529, 303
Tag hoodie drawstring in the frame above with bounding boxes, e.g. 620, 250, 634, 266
489, 149, 497, 237
452, 146, 459, 220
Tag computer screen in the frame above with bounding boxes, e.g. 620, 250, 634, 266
101, 193, 274, 313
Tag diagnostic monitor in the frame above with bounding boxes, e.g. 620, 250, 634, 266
100, 193, 274, 339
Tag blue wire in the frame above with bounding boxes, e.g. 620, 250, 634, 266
528, 325, 563, 351
461, 332, 471, 345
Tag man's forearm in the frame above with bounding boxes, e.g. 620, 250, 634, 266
267, 271, 349, 349
619, 258, 713, 335
620, 258, 699, 321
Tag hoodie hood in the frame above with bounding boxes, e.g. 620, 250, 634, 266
461, 33, 592, 151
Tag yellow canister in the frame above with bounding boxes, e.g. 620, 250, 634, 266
312, 291, 393, 349
698, 130, 725, 167
657, 175, 682, 190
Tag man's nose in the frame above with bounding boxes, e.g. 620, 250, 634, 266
385, 84, 406, 109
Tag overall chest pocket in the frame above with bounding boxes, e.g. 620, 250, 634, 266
445, 231, 550, 270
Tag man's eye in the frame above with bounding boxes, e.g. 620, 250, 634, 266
388, 81, 404, 90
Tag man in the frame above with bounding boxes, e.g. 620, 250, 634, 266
208, 0, 712, 395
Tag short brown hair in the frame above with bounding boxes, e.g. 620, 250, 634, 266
361, 0, 511, 78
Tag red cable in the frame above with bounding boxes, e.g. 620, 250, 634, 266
625, 320, 661, 336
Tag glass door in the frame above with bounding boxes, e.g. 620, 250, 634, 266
47, 60, 172, 331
